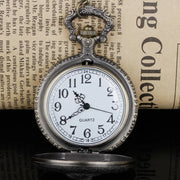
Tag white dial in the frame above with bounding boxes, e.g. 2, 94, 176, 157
45, 66, 128, 146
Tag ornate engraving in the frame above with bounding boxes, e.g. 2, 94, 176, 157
64, 5, 114, 43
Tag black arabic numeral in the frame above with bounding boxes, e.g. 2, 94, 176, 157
99, 78, 102, 87
70, 126, 77, 135
112, 101, 119, 111
60, 116, 67, 125
54, 102, 62, 112
84, 128, 91, 138
98, 125, 105, 134
69, 78, 77, 88
107, 115, 115, 124
81, 74, 91, 84
59, 89, 69, 98
107, 87, 113, 96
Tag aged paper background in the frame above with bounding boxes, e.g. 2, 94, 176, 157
0, 0, 179, 109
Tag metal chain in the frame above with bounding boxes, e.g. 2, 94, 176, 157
76, 0, 90, 17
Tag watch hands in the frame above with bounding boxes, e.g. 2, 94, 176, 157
67, 105, 112, 121
73, 91, 90, 109
67, 107, 85, 120
65, 91, 90, 121
89, 107, 113, 115
73, 91, 86, 105
72, 91, 113, 116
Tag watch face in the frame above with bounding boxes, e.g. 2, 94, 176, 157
44, 65, 129, 147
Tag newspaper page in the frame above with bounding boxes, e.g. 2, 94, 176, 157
0, 0, 179, 109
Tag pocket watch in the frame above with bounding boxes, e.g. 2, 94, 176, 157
34, 2, 138, 180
